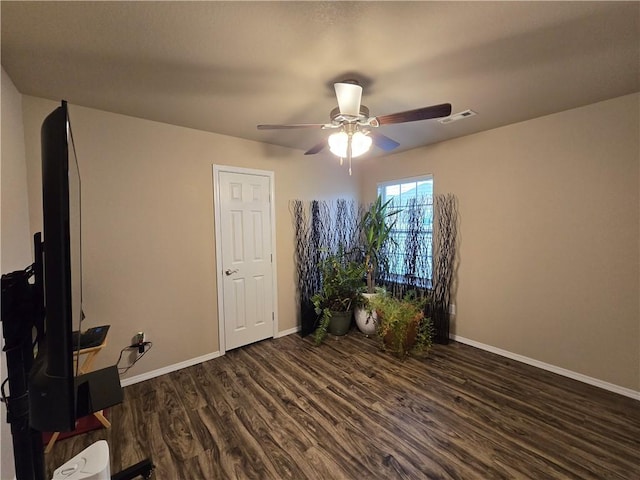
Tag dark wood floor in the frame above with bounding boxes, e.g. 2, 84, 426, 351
46, 332, 640, 479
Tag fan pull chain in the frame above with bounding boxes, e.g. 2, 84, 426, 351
347, 135, 353, 176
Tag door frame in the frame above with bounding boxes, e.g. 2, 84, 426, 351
212, 164, 279, 356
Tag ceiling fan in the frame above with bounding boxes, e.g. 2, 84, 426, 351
257, 81, 452, 174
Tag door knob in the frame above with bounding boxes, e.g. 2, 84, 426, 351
225, 269, 238, 276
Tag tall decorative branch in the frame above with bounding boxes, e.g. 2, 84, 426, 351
432, 194, 458, 344
403, 197, 431, 290
377, 196, 432, 301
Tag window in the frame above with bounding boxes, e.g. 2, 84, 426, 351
377, 176, 433, 287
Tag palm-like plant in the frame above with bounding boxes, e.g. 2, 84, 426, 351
361, 195, 400, 293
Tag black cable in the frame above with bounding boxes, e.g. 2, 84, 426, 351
114, 346, 129, 369
1, 377, 9, 405
116, 342, 153, 375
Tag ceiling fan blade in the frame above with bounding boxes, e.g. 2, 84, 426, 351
304, 141, 327, 155
334, 82, 362, 117
375, 103, 452, 125
370, 132, 400, 152
257, 123, 325, 130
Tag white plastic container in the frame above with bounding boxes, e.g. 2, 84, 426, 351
51, 440, 110, 480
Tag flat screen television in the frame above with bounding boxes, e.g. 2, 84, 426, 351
28, 100, 81, 432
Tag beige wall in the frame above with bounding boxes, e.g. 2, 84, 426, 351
1, 69, 31, 273
360, 93, 640, 391
17, 92, 640, 392
0, 67, 31, 480
22, 96, 358, 379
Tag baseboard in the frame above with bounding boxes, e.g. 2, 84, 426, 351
120, 328, 300, 387
120, 351, 221, 387
275, 326, 301, 338
451, 335, 640, 401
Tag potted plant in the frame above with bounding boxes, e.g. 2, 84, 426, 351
369, 291, 433, 357
355, 195, 400, 335
312, 251, 366, 345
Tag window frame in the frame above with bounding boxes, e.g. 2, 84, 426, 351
376, 174, 434, 288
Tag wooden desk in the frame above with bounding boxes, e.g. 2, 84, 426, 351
74, 342, 105, 375
44, 336, 111, 454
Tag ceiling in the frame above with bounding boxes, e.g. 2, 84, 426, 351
2, 1, 639, 158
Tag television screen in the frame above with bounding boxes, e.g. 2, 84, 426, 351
68, 107, 83, 350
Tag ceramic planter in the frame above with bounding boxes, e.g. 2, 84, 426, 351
354, 292, 378, 335
328, 310, 352, 336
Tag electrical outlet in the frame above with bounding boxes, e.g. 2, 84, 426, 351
449, 304, 456, 316
135, 332, 145, 354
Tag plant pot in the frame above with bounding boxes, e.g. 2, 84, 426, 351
355, 292, 378, 335
383, 318, 419, 353
328, 310, 352, 336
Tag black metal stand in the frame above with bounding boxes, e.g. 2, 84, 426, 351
1, 266, 45, 480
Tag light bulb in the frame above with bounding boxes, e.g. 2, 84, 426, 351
328, 131, 372, 158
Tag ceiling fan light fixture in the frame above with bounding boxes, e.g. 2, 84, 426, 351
328, 131, 372, 158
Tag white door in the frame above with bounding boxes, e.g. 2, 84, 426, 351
214, 167, 276, 352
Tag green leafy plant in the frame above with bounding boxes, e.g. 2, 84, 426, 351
360, 195, 400, 293
312, 251, 366, 345
370, 291, 433, 357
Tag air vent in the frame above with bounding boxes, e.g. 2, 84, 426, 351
438, 109, 477, 124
